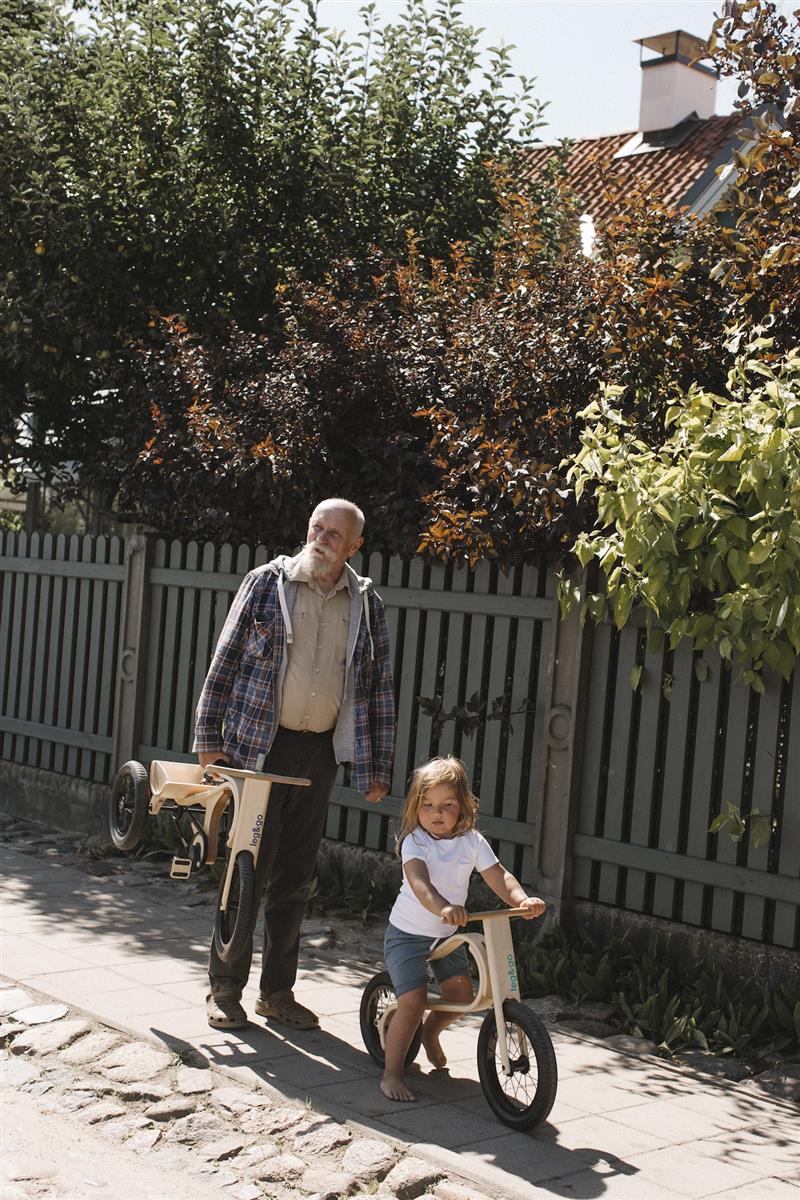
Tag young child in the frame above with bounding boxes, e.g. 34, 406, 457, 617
380, 755, 545, 1102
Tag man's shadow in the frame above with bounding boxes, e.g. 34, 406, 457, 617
151, 1023, 640, 1198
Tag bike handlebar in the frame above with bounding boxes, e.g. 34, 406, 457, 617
466, 907, 539, 922
203, 765, 312, 787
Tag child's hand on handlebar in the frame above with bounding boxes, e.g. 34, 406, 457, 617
440, 904, 468, 926
519, 896, 546, 919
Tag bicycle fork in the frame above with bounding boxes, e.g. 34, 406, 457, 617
483, 916, 523, 1076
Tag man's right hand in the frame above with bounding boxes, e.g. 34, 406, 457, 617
198, 751, 232, 768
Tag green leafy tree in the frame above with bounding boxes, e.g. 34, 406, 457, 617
4, 0, 798, 572
564, 343, 800, 686
0, 0, 543, 494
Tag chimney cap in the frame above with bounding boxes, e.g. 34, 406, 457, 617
635, 30, 711, 64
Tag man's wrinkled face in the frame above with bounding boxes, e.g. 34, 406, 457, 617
300, 505, 362, 581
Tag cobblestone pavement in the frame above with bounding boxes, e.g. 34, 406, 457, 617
2, 813, 799, 1200
2, 977, 446, 1200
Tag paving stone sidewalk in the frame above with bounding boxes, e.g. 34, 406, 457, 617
2, 977, 440, 1200
1, 814, 799, 1200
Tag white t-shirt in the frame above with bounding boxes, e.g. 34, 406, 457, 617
388, 828, 499, 938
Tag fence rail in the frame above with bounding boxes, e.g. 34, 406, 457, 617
1, 529, 798, 951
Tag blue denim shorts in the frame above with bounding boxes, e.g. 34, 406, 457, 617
384, 923, 471, 997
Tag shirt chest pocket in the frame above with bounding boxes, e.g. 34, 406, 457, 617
243, 620, 273, 662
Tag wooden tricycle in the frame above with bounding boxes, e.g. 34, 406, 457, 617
360, 908, 558, 1130
107, 759, 310, 963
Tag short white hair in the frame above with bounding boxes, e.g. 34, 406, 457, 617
312, 498, 365, 537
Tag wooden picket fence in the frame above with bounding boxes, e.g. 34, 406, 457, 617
1, 529, 798, 951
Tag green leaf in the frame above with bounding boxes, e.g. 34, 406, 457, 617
695, 657, 710, 683
750, 815, 775, 849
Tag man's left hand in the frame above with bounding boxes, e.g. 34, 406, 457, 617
363, 782, 388, 804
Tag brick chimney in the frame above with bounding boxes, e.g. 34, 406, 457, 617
636, 31, 718, 132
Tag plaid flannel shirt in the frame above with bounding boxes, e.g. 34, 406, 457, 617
193, 557, 395, 794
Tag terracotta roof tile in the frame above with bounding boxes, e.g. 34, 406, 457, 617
518, 112, 745, 225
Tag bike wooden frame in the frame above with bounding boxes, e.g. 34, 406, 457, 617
376, 908, 528, 1078
147, 761, 311, 913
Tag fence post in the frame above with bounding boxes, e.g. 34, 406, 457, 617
533, 566, 591, 915
111, 534, 151, 769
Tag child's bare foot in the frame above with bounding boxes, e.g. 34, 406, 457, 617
381, 1073, 416, 1102
422, 1026, 447, 1069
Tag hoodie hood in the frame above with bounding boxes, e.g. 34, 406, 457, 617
266, 553, 375, 654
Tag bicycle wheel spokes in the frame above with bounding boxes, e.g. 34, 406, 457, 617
499, 1019, 535, 1103
477, 1000, 557, 1130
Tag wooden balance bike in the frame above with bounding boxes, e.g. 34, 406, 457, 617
107, 759, 310, 964
360, 908, 558, 1130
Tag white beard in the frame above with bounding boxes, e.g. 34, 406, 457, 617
297, 541, 336, 580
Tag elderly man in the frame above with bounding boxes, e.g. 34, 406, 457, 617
194, 498, 395, 1030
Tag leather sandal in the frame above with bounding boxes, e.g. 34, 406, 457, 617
255, 990, 319, 1030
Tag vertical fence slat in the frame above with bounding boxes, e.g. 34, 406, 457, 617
392, 557, 425, 799
154, 540, 184, 755
483, 567, 516, 866
435, 565, 468, 765
709, 677, 752, 936
66, 537, 92, 778
457, 562, 491, 802
363, 551, 390, 852
652, 639, 696, 919
774, 668, 800, 949
742, 673, 783, 941
43, 535, 66, 774
79, 536, 104, 779
680, 649, 725, 928
521, 571, 555, 886
170, 540, 198, 757
502, 564, 544, 882
16, 532, 37, 765
139, 538, 166, 755
573, 621, 614, 899
27, 534, 52, 769
596, 626, 639, 905
625, 634, 665, 913
0, 532, 15, 760
189, 542, 221, 754
93, 538, 120, 781
413, 561, 446, 765
53, 536, 78, 776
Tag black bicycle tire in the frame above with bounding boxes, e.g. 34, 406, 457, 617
213, 850, 257, 964
477, 999, 558, 1130
108, 761, 150, 852
359, 971, 422, 1068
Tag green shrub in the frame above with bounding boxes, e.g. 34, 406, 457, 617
517, 923, 800, 1064
564, 344, 800, 685
309, 842, 402, 922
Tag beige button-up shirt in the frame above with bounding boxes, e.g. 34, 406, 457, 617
279, 565, 350, 733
